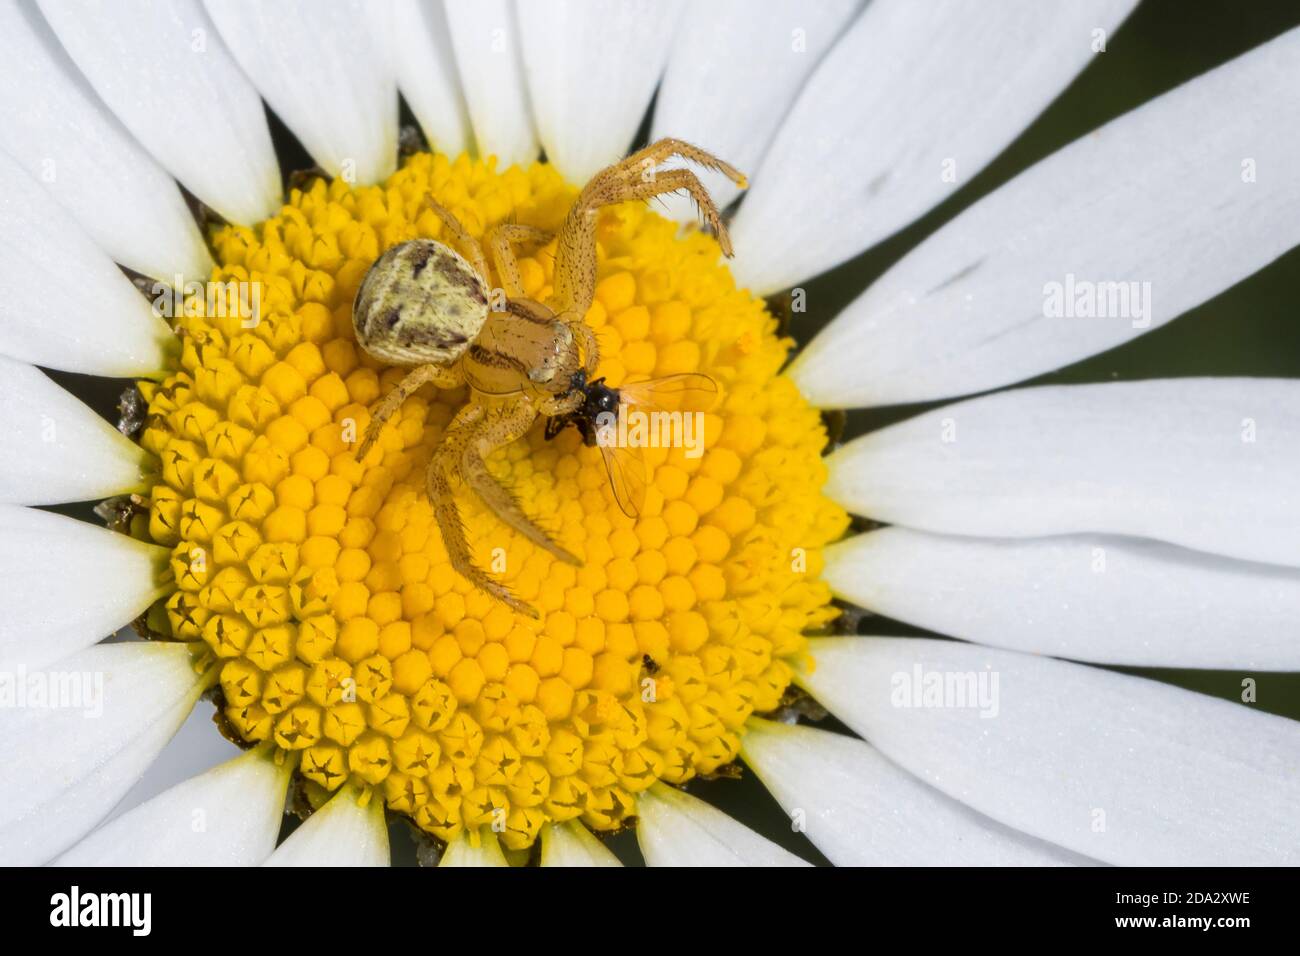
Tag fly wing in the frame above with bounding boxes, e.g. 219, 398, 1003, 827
598, 442, 647, 518
617, 373, 719, 413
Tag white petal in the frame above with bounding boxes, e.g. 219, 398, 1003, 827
439, 829, 509, 867
444, 0, 537, 168
0, 356, 147, 506
792, 26, 1300, 407
105, 699, 242, 825
828, 379, 1300, 568
825, 529, 1300, 670
539, 821, 622, 867
650, 0, 860, 220
56, 747, 290, 866
39, 0, 281, 226
635, 783, 809, 866
0, 507, 168, 670
263, 788, 390, 867
0, 2, 212, 280
0, 641, 205, 866
0, 149, 173, 377
731, 0, 1138, 294
802, 637, 1300, 865
393, 0, 472, 156
518, 0, 683, 184
742, 719, 1085, 865
205, 0, 398, 186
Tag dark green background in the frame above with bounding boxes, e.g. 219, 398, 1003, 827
50, 0, 1300, 865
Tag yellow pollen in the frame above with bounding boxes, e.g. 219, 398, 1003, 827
137, 151, 848, 850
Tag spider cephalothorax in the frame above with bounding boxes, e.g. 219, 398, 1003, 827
351, 139, 746, 616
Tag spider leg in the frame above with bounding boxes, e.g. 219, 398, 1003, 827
536, 390, 584, 418
461, 399, 581, 567
423, 197, 492, 287
633, 169, 733, 254
356, 362, 461, 462
570, 311, 600, 375
549, 138, 745, 319
616, 137, 748, 189
488, 224, 553, 298
429, 403, 538, 618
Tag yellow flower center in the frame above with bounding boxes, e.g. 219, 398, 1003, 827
137, 151, 847, 850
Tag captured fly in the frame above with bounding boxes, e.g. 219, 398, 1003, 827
545, 371, 719, 517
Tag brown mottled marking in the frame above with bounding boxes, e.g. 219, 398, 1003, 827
434, 248, 489, 303
408, 242, 434, 278
505, 298, 552, 325
352, 238, 489, 367
468, 343, 527, 373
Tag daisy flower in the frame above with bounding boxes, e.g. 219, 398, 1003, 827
0, 0, 1297, 868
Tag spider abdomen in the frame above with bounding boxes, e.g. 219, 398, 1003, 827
352, 239, 490, 366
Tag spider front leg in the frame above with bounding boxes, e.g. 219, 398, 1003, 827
427, 404, 527, 614
549, 138, 746, 319
536, 389, 584, 417
619, 137, 748, 190
461, 398, 580, 567
429, 398, 580, 618
569, 320, 600, 376
355, 362, 462, 461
